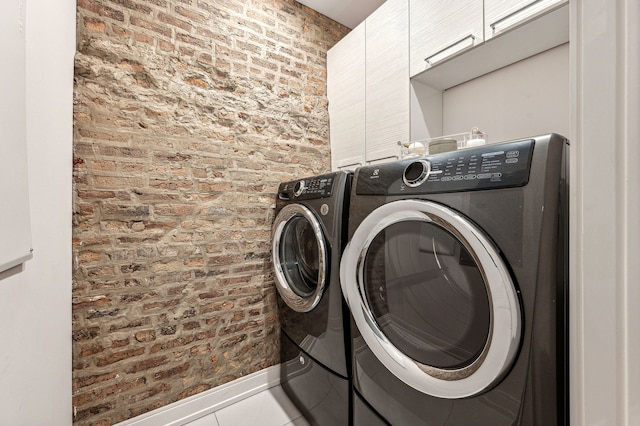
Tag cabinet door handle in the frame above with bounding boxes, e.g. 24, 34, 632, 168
490, 0, 544, 33
424, 34, 476, 65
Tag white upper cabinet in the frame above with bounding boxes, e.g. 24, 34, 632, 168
485, 0, 566, 41
327, 23, 366, 171
411, 0, 569, 90
0, 0, 33, 272
410, 0, 484, 78
365, 0, 410, 163
328, 0, 409, 170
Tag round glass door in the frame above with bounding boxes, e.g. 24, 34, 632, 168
272, 204, 327, 313
364, 220, 491, 370
340, 199, 521, 399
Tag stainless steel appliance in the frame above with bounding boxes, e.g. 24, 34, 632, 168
341, 134, 569, 425
272, 171, 352, 425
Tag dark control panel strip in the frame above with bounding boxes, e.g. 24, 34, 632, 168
356, 139, 535, 196
278, 172, 336, 200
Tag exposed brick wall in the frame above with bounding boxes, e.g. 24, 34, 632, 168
72, 1, 349, 424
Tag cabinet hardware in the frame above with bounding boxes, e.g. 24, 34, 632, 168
425, 34, 476, 65
490, 0, 544, 34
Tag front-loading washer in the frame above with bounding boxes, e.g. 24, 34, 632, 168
272, 171, 352, 425
340, 134, 568, 425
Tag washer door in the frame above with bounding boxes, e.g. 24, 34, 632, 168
341, 199, 521, 399
272, 204, 328, 313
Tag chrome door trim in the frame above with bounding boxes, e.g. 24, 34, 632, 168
340, 199, 521, 399
272, 203, 327, 313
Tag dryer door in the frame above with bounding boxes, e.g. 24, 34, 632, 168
341, 199, 521, 399
273, 204, 328, 313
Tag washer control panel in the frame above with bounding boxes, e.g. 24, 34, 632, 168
358, 139, 535, 195
278, 172, 335, 200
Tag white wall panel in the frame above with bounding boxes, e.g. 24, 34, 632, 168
442, 43, 570, 143
571, 0, 640, 424
0, 0, 74, 423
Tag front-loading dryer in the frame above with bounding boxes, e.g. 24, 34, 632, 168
340, 134, 568, 425
272, 171, 352, 425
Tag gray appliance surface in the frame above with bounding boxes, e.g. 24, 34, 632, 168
280, 331, 350, 426
342, 134, 569, 425
353, 387, 388, 426
272, 171, 352, 425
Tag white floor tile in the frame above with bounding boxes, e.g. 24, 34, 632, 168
284, 416, 311, 426
215, 385, 304, 426
185, 413, 220, 426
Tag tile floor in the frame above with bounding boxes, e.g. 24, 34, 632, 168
185, 385, 310, 426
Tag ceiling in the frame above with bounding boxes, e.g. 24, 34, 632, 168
297, 0, 386, 29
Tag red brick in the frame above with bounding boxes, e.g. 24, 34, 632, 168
152, 362, 189, 380
135, 330, 157, 342
112, 24, 131, 39
93, 175, 145, 189
84, 16, 106, 32
126, 356, 168, 373
158, 12, 192, 32
128, 383, 171, 403
149, 336, 195, 353
175, 5, 208, 23
200, 300, 234, 314
154, 204, 196, 216
94, 377, 147, 400
130, 16, 172, 37
112, 337, 130, 348
73, 372, 117, 390
176, 33, 210, 49
95, 347, 145, 367
79, 342, 106, 357
77, 0, 124, 21
134, 32, 154, 45
198, 290, 225, 299
158, 40, 175, 52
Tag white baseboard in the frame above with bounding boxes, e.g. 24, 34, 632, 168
115, 365, 282, 426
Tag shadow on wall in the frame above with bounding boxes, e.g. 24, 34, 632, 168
71, 1, 349, 424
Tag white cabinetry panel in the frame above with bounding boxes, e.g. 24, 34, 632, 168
409, 0, 483, 77
327, 23, 366, 171
1, 0, 33, 272
365, 0, 409, 163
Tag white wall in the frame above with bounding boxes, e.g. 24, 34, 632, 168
0, 0, 75, 424
571, 0, 640, 424
442, 43, 570, 143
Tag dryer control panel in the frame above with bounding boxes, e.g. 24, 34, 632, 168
278, 172, 335, 200
356, 139, 535, 195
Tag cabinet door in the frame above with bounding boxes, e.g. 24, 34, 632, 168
410, 0, 483, 77
1, 0, 33, 272
327, 23, 366, 171
485, 0, 567, 41
365, 0, 409, 163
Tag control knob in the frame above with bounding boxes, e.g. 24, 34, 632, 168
403, 160, 431, 187
293, 180, 306, 197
